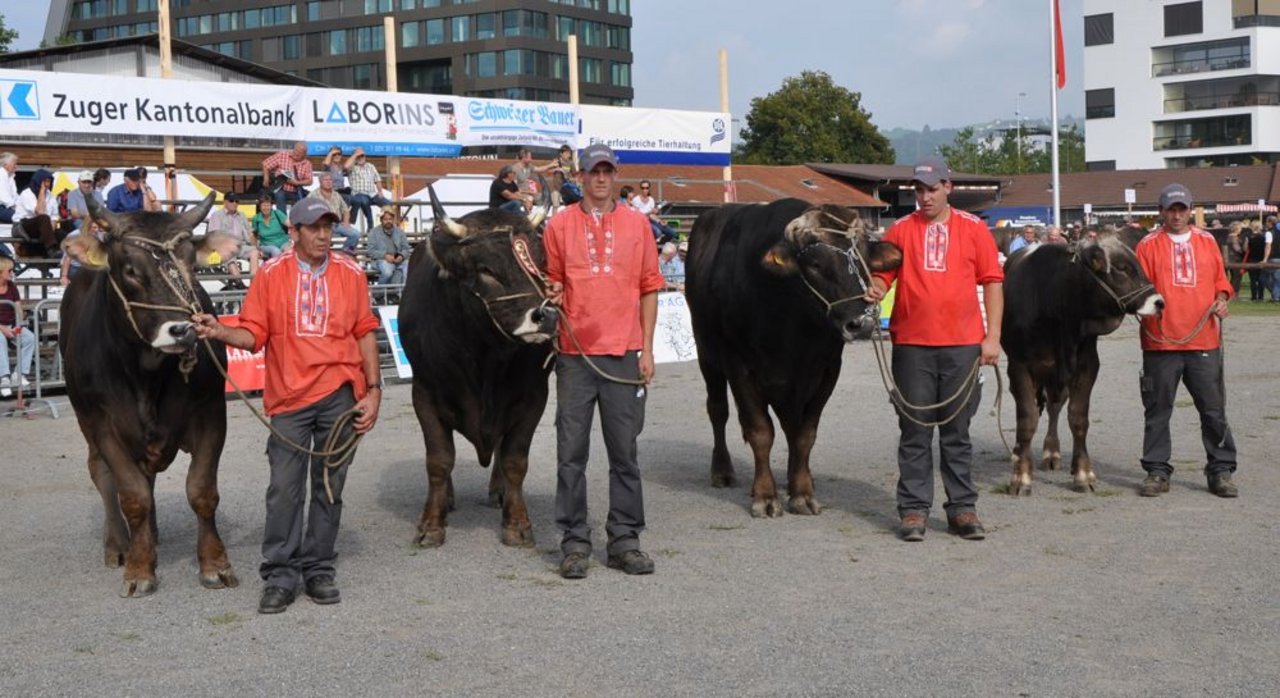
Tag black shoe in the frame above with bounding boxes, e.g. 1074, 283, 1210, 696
606, 549, 655, 575
560, 552, 590, 580
258, 585, 296, 614
304, 575, 341, 604
1139, 474, 1170, 497
947, 512, 986, 540
1207, 473, 1238, 498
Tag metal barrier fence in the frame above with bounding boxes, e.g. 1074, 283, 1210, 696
2, 282, 408, 420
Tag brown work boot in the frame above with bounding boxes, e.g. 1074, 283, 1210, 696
947, 512, 986, 540
1207, 473, 1238, 498
1139, 474, 1170, 497
898, 512, 927, 542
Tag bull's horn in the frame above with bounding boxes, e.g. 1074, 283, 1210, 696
528, 200, 551, 228
85, 189, 120, 237
428, 184, 468, 238
178, 192, 218, 232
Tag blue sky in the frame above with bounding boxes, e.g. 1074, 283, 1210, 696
7, 0, 1085, 130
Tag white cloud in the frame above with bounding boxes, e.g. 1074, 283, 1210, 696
930, 22, 974, 53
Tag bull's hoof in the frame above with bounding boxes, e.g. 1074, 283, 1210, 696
103, 550, 125, 568
415, 527, 446, 548
199, 567, 240, 589
486, 490, 504, 509
710, 469, 736, 488
500, 526, 535, 548
1072, 477, 1098, 494
750, 497, 784, 518
787, 495, 823, 515
120, 578, 157, 598
1009, 474, 1033, 496
1041, 453, 1062, 471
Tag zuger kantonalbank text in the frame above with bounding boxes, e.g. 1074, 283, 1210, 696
54, 94, 295, 128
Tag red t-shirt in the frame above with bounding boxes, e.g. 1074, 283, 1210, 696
1136, 227, 1232, 352
237, 251, 380, 415
873, 208, 1004, 346
544, 202, 665, 355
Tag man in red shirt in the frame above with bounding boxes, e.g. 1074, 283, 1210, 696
1135, 183, 1237, 498
192, 198, 382, 613
261, 141, 314, 212
544, 143, 665, 579
867, 156, 1004, 542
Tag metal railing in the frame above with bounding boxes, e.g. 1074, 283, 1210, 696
1152, 134, 1251, 150
1164, 92, 1280, 113
1152, 55, 1249, 77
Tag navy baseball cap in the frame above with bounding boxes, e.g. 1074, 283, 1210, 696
1158, 183, 1193, 209
288, 198, 340, 226
911, 156, 952, 186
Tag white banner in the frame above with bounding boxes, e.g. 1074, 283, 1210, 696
652, 291, 697, 364
578, 105, 731, 167
378, 305, 414, 379
0, 68, 301, 140
455, 97, 578, 149
303, 88, 460, 157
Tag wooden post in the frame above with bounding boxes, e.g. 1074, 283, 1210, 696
568, 35, 580, 107
383, 17, 402, 201
159, 0, 177, 210
720, 49, 733, 203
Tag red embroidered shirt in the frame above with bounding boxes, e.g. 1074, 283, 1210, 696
1135, 227, 1232, 352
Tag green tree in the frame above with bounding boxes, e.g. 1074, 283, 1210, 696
0, 13, 19, 53
939, 124, 1086, 176
737, 70, 894, 165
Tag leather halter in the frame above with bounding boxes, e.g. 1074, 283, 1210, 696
1071, 250, 1155, 314
106, 232, 204, 377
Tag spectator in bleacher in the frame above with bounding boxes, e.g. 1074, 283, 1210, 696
346, 147, 393, 231
262, 142, 313, 212
629, 179, 676, 246
0, 152, 18, 225
206, 192, 259, 287
1008, 225, 1038, 254
0, 255, 36, 398
1045, 225, 1067, 245
308, 173, 361, 254
322, 146, 351, 205
13, 169, 59, 257
252, 195, 292, 261
91, 169, 111, 205
658, 242, 684, 292
512, 148, 539, 198
490, 166, 531, 214
619, 185, 635, 208
63, 170, 96, 233
367, 209, 411, 285
106, 167, 159, 214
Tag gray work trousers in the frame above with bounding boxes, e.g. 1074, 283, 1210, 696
891, 344, 983, 518
1140, 349, 1237, 478
260, 384, 357, 589
554, 352, 647, 557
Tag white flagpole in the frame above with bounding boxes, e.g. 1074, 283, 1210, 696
1049, 0, 1062, 228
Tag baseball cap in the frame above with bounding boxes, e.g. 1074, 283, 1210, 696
1158, 183, 1193, 209
77, 170, 94, 182
288, 198, 340, 227
911, 156, 952, 186
580, 143, 619, 172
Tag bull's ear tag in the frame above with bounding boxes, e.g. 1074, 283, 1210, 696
206, 251, 222, 266
766, 251, 783, 265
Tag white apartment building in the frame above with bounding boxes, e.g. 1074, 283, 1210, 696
1083, 0, 1280, 170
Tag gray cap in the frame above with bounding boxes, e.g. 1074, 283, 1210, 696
288, 198, 340, 227
580, 143, 619, 172
911, 156, 952, 186
1158, 183, 1193, 209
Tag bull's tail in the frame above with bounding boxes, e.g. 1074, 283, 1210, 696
1035, 385, 1047, 415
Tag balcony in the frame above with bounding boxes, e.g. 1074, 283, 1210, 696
1154, 134, 1251, 150
1153, 56, 1250, 77
1165, 92, 1280, 113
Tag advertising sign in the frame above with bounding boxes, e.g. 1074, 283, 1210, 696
454, 97, 578, 148
578, 105, 732, 166
379, 305, 413, 379
220, 316, 266, 394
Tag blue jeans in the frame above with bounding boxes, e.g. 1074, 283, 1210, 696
376, 259, 408, 285
350, 193, 393, 230
1268, 268, 1280, 301
650, 220, 675, 244
335, 223, 360, 253
498, 200, 525, 214
274, 188, 303, 212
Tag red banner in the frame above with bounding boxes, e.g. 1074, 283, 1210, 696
1054, 0, 1067, 89
218, 315, 266, 394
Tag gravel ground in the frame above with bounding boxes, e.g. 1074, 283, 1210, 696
2, 317, 1278, 697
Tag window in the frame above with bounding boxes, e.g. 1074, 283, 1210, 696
580, 57, 602, 84
137, 0, 158, 11
556, 16, 575, 41
1086, 160, 1117, 172
425, 18, 445, 45
283, 34, 301, 60
364, 0, 393, 13
1165, 1, 1203, 37
308, 2, 321, 21
610, 61, 631, 87
353, 64, 377, 89
551, 53, 569, 79
451, 15, 470, 42
606, 25, 630, 50
476, 51, 497, 78
402, 21, 420, 48
476, 13, 496, 40
355, 25, 384, 52
243, 9, 260, 29
1232, 0, 1280, 27
1086, 88, 1115, 119
607, 0, 630, 13
1084, 13, 1113, 46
